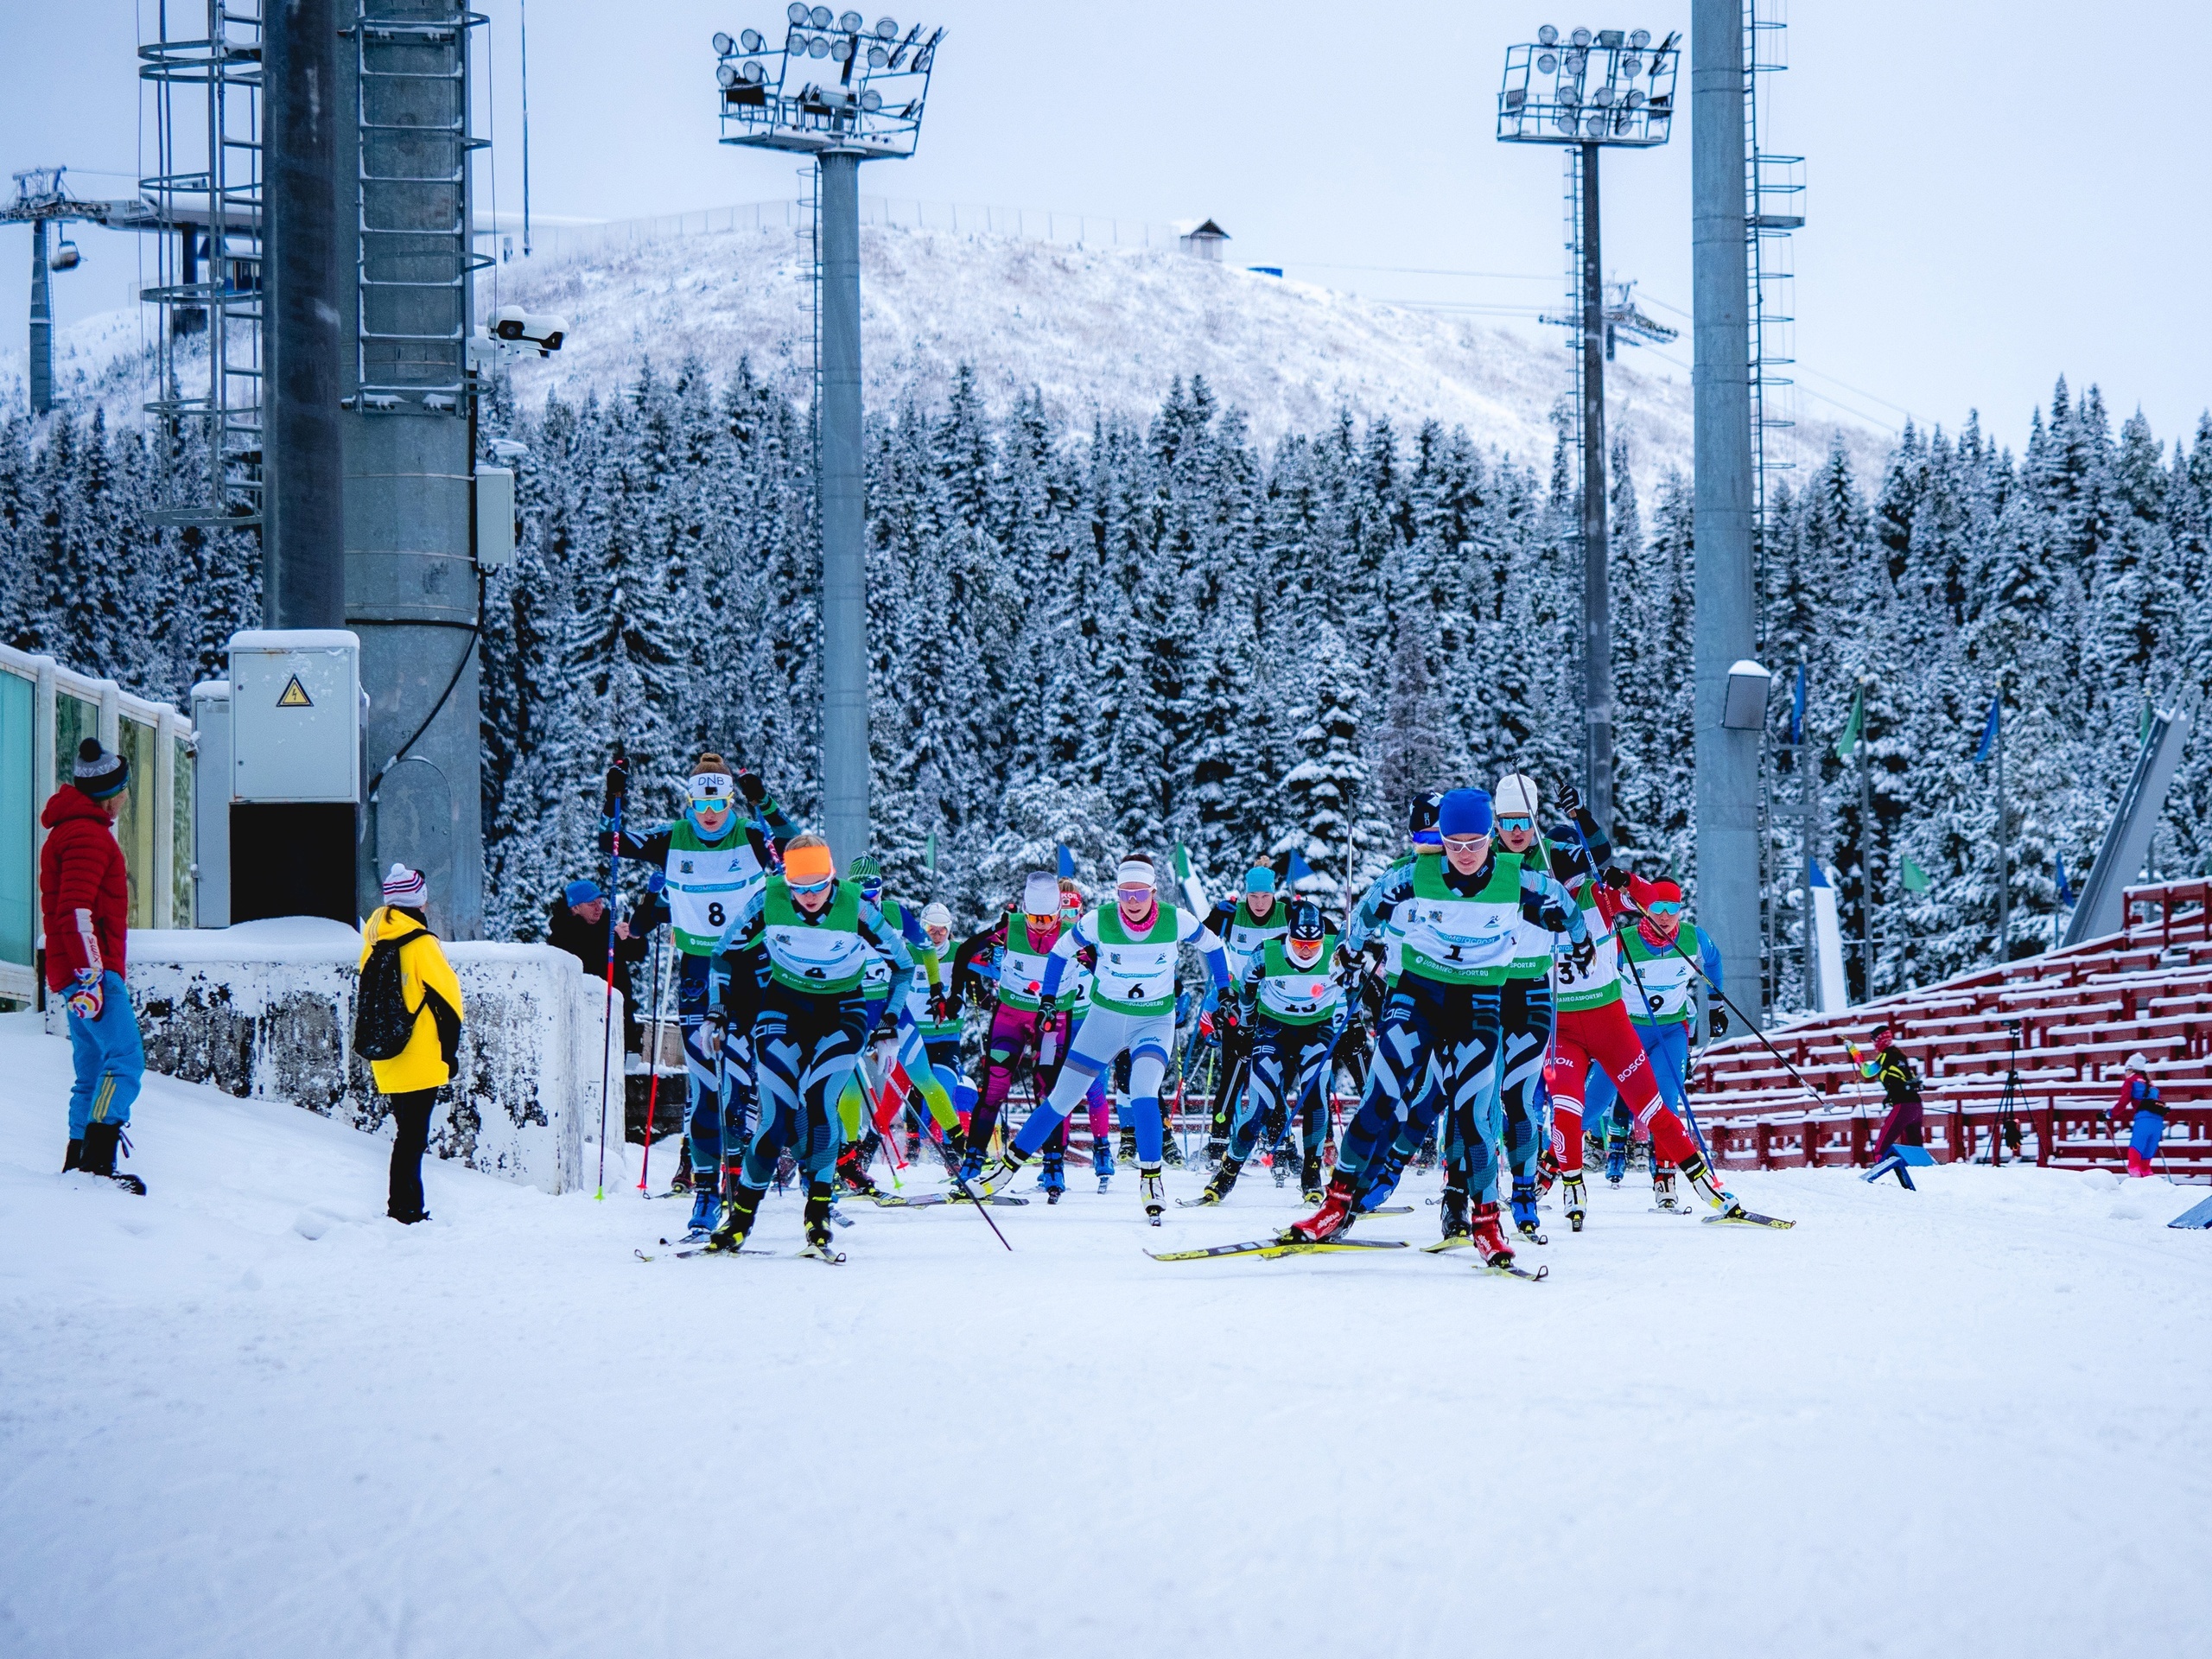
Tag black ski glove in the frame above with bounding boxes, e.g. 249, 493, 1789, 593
603, 757, 629, 813
1709, 1007, 1730, 1039
1537, 901, 1572, 935
1568, 934, 1597, 974
1601, 865, 1632, 892
734, 768, 767, 805
1555, 781, 1581, 817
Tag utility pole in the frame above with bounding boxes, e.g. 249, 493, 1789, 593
1578, 143, 1614, 830
1692, 0, 1762, 1029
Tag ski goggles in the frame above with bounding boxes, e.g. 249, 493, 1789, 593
690, 793, 734, 813
1440, 832, 1491, 852
787, 874, 835, 898
1115, 883, 1154, 904
1497, 814, 1536, 835
1646, 900, 1684, 918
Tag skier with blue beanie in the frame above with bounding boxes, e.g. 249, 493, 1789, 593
1289, 787, 1591, 1268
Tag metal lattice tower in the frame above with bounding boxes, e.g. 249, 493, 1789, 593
139, 1, 266, 526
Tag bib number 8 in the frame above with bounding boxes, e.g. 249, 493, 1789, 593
707, 901, 726, 927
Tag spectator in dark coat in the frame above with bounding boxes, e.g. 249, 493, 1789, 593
550, 879, 651, 1051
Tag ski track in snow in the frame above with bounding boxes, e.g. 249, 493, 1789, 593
2, 1007, 2206, 1659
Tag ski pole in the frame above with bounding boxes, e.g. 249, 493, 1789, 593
594, 748, 626, 1200
638, 926, 666, 1192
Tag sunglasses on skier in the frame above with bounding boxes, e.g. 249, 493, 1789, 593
690, 795, 732, 811
1440, 833, 1490, 851
1647, 901, 1684, 917
788, 874, 835, 897
1115, 883, 1154, 903
1497, 815, 1535, 835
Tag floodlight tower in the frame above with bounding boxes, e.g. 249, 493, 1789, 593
712, 10, 944, 868
1498, 25, 1679, 836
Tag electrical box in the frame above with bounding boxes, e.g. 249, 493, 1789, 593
474, 466, 517, 569
227, 630, 361, 804
189, 680, 232, 927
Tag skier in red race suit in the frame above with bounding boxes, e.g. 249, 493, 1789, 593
1541, 789, 1754, 1230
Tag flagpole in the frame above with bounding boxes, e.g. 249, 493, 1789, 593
1994, 671, 2009, 963
1859, 673, 1875, 1001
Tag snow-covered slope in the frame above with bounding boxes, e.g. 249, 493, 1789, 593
3, 1009, 2207, 1659
5, 216, 1888, 488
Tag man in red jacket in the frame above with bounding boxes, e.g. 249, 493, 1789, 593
42, 737, 147, 1193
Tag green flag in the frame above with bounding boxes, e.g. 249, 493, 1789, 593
2139, 701, 2153, 746
1834, 685, 1864, 762
1901, 855, 1930, 894
925, 830, 938, 874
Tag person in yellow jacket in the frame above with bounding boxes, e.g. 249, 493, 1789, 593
359, 863, 466, 1223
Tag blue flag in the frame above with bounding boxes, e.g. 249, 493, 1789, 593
1789, 664, 1807, 747
1286, 849, 1316, 887
1973, 694, 2001, 764
1808, 857, 1830, 889
1056, 842, 1074, 880
2056, 850, 2075, 907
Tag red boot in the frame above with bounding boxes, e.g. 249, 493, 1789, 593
1287, 1175, 1359, 1243
2126, 1150, 2153, 1179
1469, 1200, 1516, 1268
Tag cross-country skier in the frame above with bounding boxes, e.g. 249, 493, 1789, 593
1475, 772, 1562, 1241
1617, 877, 1726, 1209
1540, 791, 1755, 1227
1852, 1022, 1925, 1188
1190, 899, 1343, 1206
1198, 866, 1290, 1163
830, 855, 956, 1203
916, 901, 965, 1075
969, 854, 1231, 1222
702, 834, 924, 1258
607, 755, 791, 1235
956, 871, 1072, 1184
2108, 1052, 2164, 1179
1288, 789, 1588, 1267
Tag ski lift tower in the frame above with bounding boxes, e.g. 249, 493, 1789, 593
1497, 24, 1678, 837
711, 9, 944, 868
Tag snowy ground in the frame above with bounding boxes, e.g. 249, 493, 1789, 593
3, 1008, 2207, 1659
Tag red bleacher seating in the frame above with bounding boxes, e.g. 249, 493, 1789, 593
1690, 878, 2212, 1179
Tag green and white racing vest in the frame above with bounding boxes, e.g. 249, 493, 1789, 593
1552, 881, 1624, 1013
1389, 852, 1524, 988
1089, 902, 1187, 1016
762, 875, 873, 996
1224, 898, 1289, 982
1620, 924, 1694, 1023
994, 910, 1060, 1013
1253, 934, 1343, 1027
1503, 836, 1560, 981
665, 819, 770, 956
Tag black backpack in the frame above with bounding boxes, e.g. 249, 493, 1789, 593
354, 924, 428, 1062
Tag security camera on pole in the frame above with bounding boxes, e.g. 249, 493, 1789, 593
709, 10, 945, 869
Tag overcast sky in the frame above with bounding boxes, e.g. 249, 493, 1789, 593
5, 0, 2207, 454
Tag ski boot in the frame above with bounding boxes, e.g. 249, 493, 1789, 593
968, 1150, 1030, 1199
1201, 1136, 1230, 1172
1092, 1134, 1116, 1193
1287, 1174, 1359, 1243
1412, 1127, 1440, 1172
1651, 1166, 1680, 1211
62, 1138, 83, 1173
1118, 1125, 1139, 1164
1140, 1164, 1166, 1225
1300, 1146, 1326, 1205
1510, 1178, 1545, 1239
704, 1185, 763, 1253
1161, 1135, 1187, 1169
801, 1181, 840, 1258
1039, 1154, 1066, 1205
1603, 1135, 1629, 1186
683, 1182, 723, 1241
1192, 1158, 1243, 1206
1439, 1182, 1471, 1243
1681, 1154, 1748, 1220
1535, 1145, 1561, 1198
1468, 1200, 1516, 1269
1560, 1173, 1588, 1232
835, 1139, 883, 1201
957, 1144, 985, 1189
669, 1140, 695, 1194
1630, 1137, 1653, 1174
78, 1123, 147, 1196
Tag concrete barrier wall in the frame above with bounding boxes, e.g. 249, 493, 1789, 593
55, 918, 622, 1193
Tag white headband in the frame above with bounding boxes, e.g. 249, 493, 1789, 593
689, 772, 734, 800
1116, 857, 1154, 887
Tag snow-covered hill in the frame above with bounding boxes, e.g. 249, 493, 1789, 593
3, 1007, 2209, 1658
4, 213, 1888, 489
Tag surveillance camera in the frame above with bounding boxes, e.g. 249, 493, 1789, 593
488, 304, 569, 355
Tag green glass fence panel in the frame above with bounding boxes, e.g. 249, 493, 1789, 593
118, 717, 159, 930
54, 694, 96, 793
172, 734, 194, 929
0, 671, 32, 966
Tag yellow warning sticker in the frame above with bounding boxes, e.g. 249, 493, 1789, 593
276, 675, 314, 709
